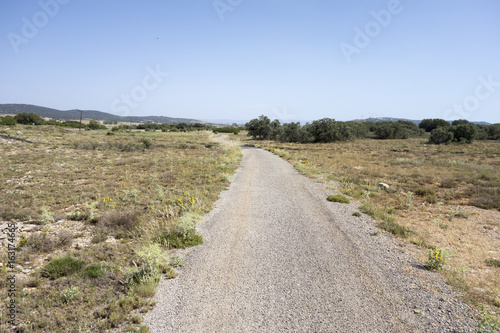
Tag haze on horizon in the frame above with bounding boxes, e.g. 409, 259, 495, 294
1, 1, 499, 124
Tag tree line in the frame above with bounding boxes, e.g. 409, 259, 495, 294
245, 116, 500, 144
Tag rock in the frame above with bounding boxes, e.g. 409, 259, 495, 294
378, 183, 390, 189
16, 131, 23, 135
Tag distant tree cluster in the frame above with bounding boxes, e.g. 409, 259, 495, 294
423, 119, 480, 144
111, 122, 216, 132
0, 112, 106, 130
245, 116, 500, 144
245, 116, 423, 143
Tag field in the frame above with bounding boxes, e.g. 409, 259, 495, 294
0, 126, 241, 332
242, 135, 500, 313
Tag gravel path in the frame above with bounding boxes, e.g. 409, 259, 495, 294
144, 146, 477, 332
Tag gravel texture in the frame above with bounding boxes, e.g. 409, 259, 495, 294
144, 146, 478, 332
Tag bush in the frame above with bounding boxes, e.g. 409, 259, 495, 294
98, 209, 139, 235
14, 112, 45, 125
327, 195, 350, 204
419, 118, 451, 132
88, 119, 105, 130
82, 262, 109, 279
0, 116, 17, 126
415, 188, 435, 196
452, 124, 477, 143
429, 127, 453, 144
42, 255, 86, 279
156, 213, 204, 248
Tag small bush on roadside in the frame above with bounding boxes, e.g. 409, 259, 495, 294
327, 195, 350, 204
156, 213, 204, 249
42, 255, 86, 279
377, 220, 413, 238
427, 246, 448, 270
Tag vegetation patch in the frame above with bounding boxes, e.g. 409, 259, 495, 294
42, 255, 86, 279
327, 195, 350, 204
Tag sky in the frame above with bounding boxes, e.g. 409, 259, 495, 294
1, 0, 499, 124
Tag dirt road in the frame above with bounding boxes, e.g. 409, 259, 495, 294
144, 146, 476, 332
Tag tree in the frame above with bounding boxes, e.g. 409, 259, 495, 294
429, 127, 453, 144
451, 119, 470, 126
245, 115, 272, 140
88, 119, 102, 130
14, 112, 44, 125
279, 122, 311, 143
452, 124, 477, 143
419, 118, 450, 132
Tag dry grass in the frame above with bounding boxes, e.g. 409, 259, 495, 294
244, 135, 500, 314
0, 125, 242, 331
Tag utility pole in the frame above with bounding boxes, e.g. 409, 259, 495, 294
78, 110, 84, 130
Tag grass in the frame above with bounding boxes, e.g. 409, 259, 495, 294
42, 255, 86, 279
241, 135, 500, 313
0, 125, 242, 331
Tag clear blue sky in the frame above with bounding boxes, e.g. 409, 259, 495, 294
1, 0, 499, 123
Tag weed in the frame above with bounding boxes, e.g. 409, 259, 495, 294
42, 255, 86, 279
448, 209, 469, 221
427, 246, 449, 270
432, 219, 448, 229
98, 209, 138, 235
377, 220, 413, 238
20, 232, 55, 253
327, 195, 350, 204
415, 188, 436, 196
406, 191, 414, 210
40, 206, 54, 223
440, 179, 458, 188
352, 212, 361, 217
486, 259, 500, 268
170, 256, 184, 267
61, 286, 79, 304
83, 262, 109, 278
477, 305, 499, 333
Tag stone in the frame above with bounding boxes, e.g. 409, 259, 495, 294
378, 183, 390, 189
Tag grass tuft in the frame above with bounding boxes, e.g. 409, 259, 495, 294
327, 195, 350, 204
42, 255, 86, 279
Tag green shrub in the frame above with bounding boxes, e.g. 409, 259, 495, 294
83, 262, 109, 278
426, 246, 448, 270
156, 213, 204, 249
486, 259, 500, 268
42, 255, 86, 279
327, 195, 350, 204
429, 127, 453, 144
0, 116, 17, 126
14, 112, 45, 125
415, 188, 435, 196
377, 220, 413, 238
452, 124, 477, 143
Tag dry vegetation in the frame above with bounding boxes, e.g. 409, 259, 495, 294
242, 135, 500, 316
0, 125, 241, 332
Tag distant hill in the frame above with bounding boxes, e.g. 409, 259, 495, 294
0, 104, 202, 124
353, 117, 491, 126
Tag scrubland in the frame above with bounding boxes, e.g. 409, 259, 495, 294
0, 125, 241, 332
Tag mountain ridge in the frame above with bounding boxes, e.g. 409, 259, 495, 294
0, 104, 201, 124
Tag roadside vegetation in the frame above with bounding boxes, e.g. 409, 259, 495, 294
242, 116, 500, 319
0, 124, 241, 332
